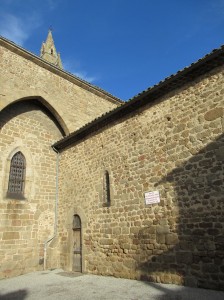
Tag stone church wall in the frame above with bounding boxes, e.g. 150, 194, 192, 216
0, 39, 120, 134
58, 66, 224, 290
0, 101, 62, 278
0, 37, 120, 279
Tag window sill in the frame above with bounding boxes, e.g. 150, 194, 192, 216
6, 193, 26, 200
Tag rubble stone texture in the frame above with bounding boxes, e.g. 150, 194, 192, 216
0, 37, 119, 278
0, 39, 119, 134
0, 102, 61, 277
0, 35, 223, 290
59, 66, 224, 290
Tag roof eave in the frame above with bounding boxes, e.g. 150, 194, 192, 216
53, 45, 224, 152
0, 36, 123, 105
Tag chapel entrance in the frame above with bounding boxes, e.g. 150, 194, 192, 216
72, 214, 82, 272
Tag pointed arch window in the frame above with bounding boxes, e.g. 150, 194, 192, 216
7, 151, 26, 199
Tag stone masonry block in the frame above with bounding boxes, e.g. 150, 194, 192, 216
156, 225, 170, 234
165, 233, 179, 245
204, 107, 223, 121
2, 232, 20, 240
99, 239, 113, 245
177, 252, 193, 264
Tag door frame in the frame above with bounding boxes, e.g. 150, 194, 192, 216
72, 214, 82, 272
65, 206, 87, 273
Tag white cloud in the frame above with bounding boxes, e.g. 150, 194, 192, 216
0, 12, 41, 46
0, 13, 27, 45
63, 60, 97, 83
73, 71, 97, 83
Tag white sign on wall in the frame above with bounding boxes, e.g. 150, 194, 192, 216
145, 191, 160, 205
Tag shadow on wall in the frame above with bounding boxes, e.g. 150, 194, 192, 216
0, 289, 28, 300
0, 99, 65, 136
135, 133, 224, 290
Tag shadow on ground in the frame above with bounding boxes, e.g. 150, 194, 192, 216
0, 289, 28, 300
142, 281, 224, 300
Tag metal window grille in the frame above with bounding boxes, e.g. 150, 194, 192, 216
8, 151, 26, 196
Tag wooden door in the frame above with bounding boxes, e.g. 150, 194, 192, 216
73, 215, 82, 272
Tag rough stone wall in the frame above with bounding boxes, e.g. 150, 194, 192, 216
0, 40, 119, 134
58, 66, 224, 290
0, 101, 62, 278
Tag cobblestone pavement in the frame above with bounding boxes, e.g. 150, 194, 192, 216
0, 269, 224, 300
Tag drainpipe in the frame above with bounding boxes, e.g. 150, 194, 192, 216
44, 146, 60, 270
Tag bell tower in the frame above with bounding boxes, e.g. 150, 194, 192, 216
40, 30, 63, 68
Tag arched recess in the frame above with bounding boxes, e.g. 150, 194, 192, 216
0, 96, 69, 136
65, 206, 87, 273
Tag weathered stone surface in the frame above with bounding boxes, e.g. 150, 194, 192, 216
165, 233, 179, 245
204, 107, 223, 121
215, 146, 224, 161
2, 232, 20, 240
0, 39, 119, 134
1, 35, 224, 291
99, 239, 113, 245
58, 64, 224, 290
156, 234, 165, 244
0, 101, 62, 277
0, 37, 120, 280
177, 252, 193, 264
156, 225, 170, 234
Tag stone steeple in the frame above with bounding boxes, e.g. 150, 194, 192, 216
40, 30, 63, 68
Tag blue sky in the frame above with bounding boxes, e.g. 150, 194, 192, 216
0, 0, 224, 101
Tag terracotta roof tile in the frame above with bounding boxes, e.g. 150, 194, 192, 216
53, 44, 224, 151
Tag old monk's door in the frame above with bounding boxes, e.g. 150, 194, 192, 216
73, 214, 82, 272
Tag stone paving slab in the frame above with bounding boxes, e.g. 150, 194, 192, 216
0, 269, 224, 300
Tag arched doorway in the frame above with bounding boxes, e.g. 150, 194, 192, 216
72, 214, 82, 272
